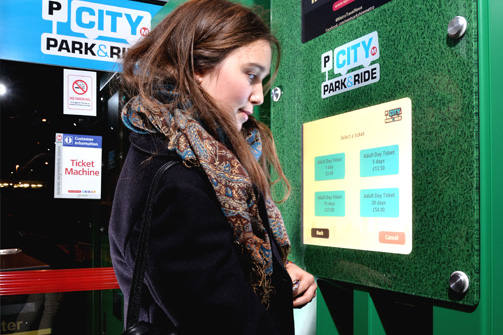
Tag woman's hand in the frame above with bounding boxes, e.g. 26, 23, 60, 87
285, 261, 317, 308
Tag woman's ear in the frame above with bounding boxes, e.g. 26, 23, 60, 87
195, 73, 203, 84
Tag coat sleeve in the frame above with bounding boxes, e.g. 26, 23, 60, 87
135, 162, 284, 334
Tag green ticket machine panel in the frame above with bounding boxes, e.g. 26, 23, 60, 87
271, 0, 479, 306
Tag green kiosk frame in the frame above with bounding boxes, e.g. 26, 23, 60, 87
268, 0, 503, 333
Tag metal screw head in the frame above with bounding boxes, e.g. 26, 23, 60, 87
449, 271, 469, 294
448, 16, 467, 39
271, 87, 282, 102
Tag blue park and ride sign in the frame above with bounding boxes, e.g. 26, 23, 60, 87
0, 0, 161, 72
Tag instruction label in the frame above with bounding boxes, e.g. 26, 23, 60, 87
302, 98, 412, 254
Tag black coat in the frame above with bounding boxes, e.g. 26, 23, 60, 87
109, 132, 295, 334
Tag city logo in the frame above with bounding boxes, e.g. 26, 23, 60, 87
320, 31, 380, 99
41, 0, 151, 63
385, 107, 402, 123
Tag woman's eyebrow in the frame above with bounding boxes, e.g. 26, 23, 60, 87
247, 63, 270, 76
247, 63, 266, 72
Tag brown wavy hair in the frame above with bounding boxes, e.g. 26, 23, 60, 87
120, 0, 290, 201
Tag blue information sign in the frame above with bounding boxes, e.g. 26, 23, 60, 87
62, 133, 102, 148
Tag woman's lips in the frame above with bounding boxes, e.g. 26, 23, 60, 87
239, 109, 252, 122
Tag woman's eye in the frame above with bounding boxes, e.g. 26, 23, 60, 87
248, 73, 257, 81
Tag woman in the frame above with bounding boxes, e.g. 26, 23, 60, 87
109, 0, 317, 334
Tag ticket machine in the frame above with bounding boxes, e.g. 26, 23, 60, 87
267, 0, 503, 333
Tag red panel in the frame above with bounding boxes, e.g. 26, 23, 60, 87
0, 267, 120, 296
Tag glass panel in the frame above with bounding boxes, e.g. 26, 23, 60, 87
0, 289, 123, 334
0, 60, 126, 271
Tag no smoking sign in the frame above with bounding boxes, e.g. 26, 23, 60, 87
64, 69, 96, 116
72, 80, 88, 95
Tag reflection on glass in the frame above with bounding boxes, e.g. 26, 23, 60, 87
0, 290, 123, 334
0, 60, 125, 271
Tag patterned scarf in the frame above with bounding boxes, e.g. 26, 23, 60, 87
122, 92, 291, 304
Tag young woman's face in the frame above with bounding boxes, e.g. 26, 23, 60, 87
197, 40, 272, 131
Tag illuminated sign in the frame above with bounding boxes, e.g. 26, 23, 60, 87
41, 0, 151, 63
0, 0, 160, 71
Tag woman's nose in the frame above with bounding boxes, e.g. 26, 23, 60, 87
250, 84, 264, 105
